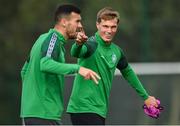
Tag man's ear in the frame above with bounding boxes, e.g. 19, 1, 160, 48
96, 22, 99, 29
60, 18, 67, 27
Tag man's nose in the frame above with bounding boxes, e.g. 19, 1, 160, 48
107, 27, 113, 32
78, 23, 84, 32
78, 23, 83, 28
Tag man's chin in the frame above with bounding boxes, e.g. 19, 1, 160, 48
104, 38, 112, 43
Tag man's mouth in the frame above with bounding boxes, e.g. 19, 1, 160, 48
76, 27, 84, 32
105, 32, 111, 37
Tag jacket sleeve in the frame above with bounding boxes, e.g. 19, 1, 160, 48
21, 55, 30, 81
71, 36, 97, 58
21, 61, 29, 81
40, 57, 80, 75
40, 33, 80, 75
71, 43, 88, 58
117, 51, 149, 100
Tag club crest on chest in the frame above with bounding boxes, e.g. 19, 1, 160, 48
112, 53, 117, 63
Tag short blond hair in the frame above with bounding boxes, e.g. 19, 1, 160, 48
96, 7, 120, 23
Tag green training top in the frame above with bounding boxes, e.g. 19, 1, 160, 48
20, 29, 80, 120
67, 32, 149, 118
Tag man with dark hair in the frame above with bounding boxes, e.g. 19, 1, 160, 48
20, 4, 100, 125
67, 7, 158, 125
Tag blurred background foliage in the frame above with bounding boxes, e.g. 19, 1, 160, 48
0, 0, 179, 124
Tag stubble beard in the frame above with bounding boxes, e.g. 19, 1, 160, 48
66, 30, 77, 39
66, 26, 77, 39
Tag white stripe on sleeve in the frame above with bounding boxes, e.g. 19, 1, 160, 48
46, 33, 57, 57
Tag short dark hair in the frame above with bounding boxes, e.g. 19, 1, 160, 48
54, 4, 81, 23
96, 7, 120, 24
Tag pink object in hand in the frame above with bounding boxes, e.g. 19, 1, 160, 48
143, 99, 164, 119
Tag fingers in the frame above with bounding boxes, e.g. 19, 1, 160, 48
89, 72, 99, 84
91, 71, 101, 80
145, 96, 158, 108
76, 32, 88, 45
84, 72, 100, 84
78, 67, 101, 84
150, 96, 158, 107
88, 70, 101, 84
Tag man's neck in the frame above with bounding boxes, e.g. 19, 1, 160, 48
54, 24, 68, 40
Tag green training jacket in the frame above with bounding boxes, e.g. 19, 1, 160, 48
67, 32, 149, 118
20, 29, 80, 120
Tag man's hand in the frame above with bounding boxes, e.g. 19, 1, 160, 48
143, 97, 164, 119
78, 67, 101, 84
76, 27, 88, 45
144, 96, 158, 107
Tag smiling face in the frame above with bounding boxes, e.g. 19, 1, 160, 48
96, 18, 118, 43
96, 7, 120, 43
